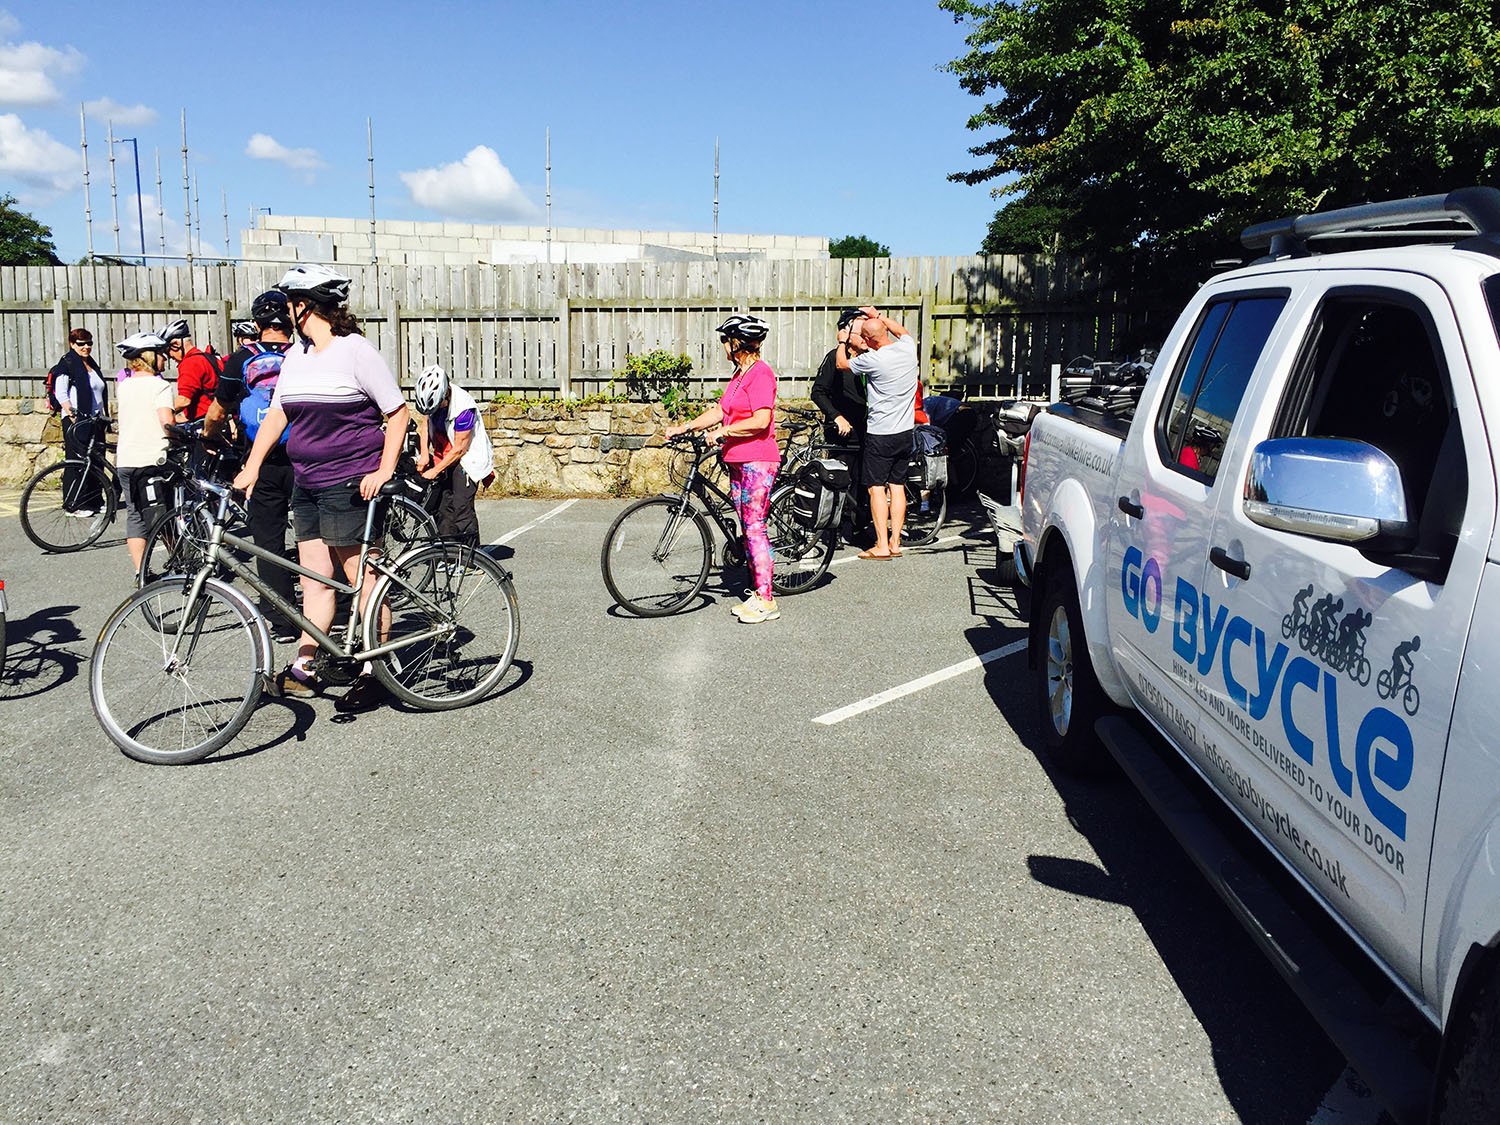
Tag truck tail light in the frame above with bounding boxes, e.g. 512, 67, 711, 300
1018, 430, 1032, 506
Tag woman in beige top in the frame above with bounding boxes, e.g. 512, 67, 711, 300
112, 332, 177, 575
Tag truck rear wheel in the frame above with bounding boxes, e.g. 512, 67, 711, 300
1036, 570, 1108, 774
1438, 965, 1500, 1123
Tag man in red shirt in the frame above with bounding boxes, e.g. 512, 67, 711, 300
159, 318, 219, 420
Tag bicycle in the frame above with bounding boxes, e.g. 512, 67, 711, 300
90, 480, 520, 765
601, 432, 835, 617
780, 426, 948, 548
1376, 666, 1421, 717
19, 415, 123, 552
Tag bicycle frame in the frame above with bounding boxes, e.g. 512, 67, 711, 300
165, 485, 455, 667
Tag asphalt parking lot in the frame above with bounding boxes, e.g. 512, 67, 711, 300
0, 492, 1381, 1122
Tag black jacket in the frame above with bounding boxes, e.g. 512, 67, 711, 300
810, 347, 865, 434
54, 350, 105, 416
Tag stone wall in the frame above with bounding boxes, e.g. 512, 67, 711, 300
0, 399, 802, 497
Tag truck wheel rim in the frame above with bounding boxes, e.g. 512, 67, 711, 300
1046, 604, 1073, 736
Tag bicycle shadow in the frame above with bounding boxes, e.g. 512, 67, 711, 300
377, 657, 534, 716
204, 695, 320, 762
0, 605, 86, 701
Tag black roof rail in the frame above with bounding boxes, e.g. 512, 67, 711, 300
1241, 186, 1500, 258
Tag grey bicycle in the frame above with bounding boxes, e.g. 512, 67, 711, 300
90, 480, 520, 765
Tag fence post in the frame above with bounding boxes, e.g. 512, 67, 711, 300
52, 297, 69, 361
556, 296, 572, 398
385, 274, 404, 384
220, 300, 233, 353
919, 292, 934, 384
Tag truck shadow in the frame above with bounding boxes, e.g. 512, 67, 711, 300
962, 580, 1350, 1124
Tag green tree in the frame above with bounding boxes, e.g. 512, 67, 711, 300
0, 195, 61, 266
942, 0, 1500, 270
829, 234, 891, 258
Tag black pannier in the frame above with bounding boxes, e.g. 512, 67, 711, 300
792, 457, 851, 530
907, 423, 949, 489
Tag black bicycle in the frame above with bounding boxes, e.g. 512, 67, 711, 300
19, 416, 123, 552
601, 433, 835, 617
779, 418, 948, 548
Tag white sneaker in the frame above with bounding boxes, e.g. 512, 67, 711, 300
730, 589, 757, 617
70, 509, 97, 518
738, 596, 780, 624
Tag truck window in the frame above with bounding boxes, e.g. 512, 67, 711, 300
1159, 295, 1286, 480
1274, 292, 1467, 582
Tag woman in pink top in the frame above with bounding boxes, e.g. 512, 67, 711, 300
663, 314, 780, 623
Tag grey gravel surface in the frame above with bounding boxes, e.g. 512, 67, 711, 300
0, 493, 1346, 1122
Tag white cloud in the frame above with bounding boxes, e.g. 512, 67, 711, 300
0, 18, 84, 107
400, 145, 538, 221
245, 132, 325, 172
0, 113, 75, 202
84, 96, 156, 128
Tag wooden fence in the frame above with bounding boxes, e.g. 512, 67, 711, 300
0, 255, 1163, 400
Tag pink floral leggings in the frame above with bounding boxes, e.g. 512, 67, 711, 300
729, 461, 777, 600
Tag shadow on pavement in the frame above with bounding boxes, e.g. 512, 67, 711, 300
0, 604, 85, 701
961, 555, 1346, 1124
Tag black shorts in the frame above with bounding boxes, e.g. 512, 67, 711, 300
862, 429, 913, 488
291, 479, 380, 548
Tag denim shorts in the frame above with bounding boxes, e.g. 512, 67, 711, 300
290, 479, 380, 547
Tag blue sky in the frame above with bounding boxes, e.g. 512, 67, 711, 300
1, 0, 1006, 262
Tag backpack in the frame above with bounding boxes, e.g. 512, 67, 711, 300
45, 361, 64, 413
236, 343, 289, 444
792, 457, 851, 531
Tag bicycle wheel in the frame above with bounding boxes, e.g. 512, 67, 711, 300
367, 544, 519, 710
138, 504, 215, 587
949, 438, 979, 496
902, 480, 947, 547
20, 460, 117, 552
601, 496, 712, 617
384, 493, 440, 599
91, 579, 265, 765
767, 483, 834, 596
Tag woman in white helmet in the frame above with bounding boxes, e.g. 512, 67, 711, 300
232, 264, 411, 713
663, 313, 781, 623
413, 364, 493, 548
112, 331, 176, 574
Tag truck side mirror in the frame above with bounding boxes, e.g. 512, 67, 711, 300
1243, 437, 1416, 547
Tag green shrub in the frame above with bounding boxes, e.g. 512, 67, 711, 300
620, 350, 693, 413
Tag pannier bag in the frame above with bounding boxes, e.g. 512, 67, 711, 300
792, 457, 851, 530
909, 423, 949, 489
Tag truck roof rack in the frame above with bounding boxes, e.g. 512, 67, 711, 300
1241, 186, 1500, 260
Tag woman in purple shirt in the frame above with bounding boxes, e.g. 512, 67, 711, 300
233, 264, 410, 712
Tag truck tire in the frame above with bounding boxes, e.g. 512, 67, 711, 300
1438, 966, 1500, 1123
1035, 568, 1108, 774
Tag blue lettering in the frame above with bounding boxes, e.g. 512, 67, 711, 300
1324, 672, 1353, 798
1357, 708, 1413, 841
1198, 599, 1229, 678
1121, 546, 1143, 620
1250, 631, 1288, 722
1174, 577, 1198, 664
1140, 557, 1162, 634
1222, 616, 1253, 711
1281, 657, 1319, 767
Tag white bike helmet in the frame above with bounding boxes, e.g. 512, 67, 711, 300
117, 331, 169, 359
414, 365, 450, 413
715, 313, 769, 343
232, 320, 259, 341
275, 263, 352, 305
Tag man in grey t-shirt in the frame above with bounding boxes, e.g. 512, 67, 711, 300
837, 305, 917, 559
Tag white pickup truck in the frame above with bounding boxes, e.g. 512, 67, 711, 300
1015, 188, 1500, 1124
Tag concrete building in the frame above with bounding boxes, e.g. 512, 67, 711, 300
240, 215, 828, 267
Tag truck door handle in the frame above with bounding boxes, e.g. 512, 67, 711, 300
1210, 546, 1251, 580
1118, 496, 1144, 519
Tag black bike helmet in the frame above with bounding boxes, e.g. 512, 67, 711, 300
836, 308, 866, 330
250, 289, 292, 331
715, 313, 769, 343
157, 318, 191, 345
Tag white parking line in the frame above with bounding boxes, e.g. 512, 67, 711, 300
812, 637, 1028, 726
828, 533, 970, 567
489, 499, 578, 547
